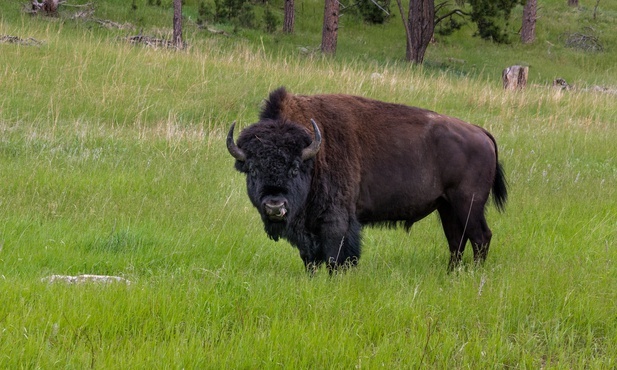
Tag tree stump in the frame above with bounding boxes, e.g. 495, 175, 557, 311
32, 0, 59, 15
502, 65, 529, 90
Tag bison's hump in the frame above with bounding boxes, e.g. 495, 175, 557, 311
260, 87, 288, 121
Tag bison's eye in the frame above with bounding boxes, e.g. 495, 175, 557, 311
288, 163, 300, 178
248, 163, 258, 178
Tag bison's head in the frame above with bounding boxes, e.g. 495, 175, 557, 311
227, 119, 321, 240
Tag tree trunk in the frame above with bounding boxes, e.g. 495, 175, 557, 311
568, 0, 578, 6
283, 0, 295, 33
502, 65, 529, 90
321, 0, 339, 55
521, 0, 537, 44
173, 0, 183, 49
407, 0, 434, 64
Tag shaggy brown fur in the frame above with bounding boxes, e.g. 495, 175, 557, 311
228, 87, 507, 271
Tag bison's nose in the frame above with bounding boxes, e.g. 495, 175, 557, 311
263, 199, 288, 221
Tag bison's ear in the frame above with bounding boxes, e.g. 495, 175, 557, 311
226, 122, 247, 162
301, 119, 321, 161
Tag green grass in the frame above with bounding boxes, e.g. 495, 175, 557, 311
1, 0, 616, 368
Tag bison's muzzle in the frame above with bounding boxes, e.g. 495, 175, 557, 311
263, 198, 288, 221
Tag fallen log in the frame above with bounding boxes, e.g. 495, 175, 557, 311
42, 274, 131, 285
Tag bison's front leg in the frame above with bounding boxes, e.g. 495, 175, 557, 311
320, 217, 362, 272
298, 248, 322, 275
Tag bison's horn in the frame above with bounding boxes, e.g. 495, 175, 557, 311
301, 119, 322, 161
226, 122, 247, 162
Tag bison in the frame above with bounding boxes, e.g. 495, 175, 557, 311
227, 87, 507, 271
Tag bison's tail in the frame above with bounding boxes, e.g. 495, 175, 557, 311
486, 131, 508, 212
493, 160, 508, 212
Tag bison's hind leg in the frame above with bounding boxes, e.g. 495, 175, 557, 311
469, 216, 492, 264
437, 202, 468, 270
439, 194, 493, 269
456, 196, 492, 266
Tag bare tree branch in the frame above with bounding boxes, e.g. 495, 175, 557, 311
434, 8, 469, 25
369, 0, 390, 15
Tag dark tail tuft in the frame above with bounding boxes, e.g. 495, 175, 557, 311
484, 129, 508, 212
493, 161, 508, 212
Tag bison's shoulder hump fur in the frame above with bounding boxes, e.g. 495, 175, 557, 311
260, 87, 288, 121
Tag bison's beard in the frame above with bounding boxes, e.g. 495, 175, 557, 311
263, 219, 287, 241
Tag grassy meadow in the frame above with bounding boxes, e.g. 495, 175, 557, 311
1, 0, 616, 367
